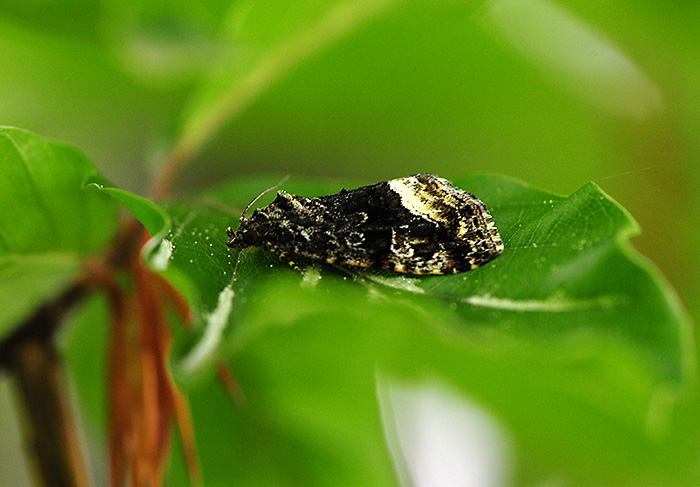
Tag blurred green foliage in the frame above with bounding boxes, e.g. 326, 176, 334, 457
1, 0, 699, 485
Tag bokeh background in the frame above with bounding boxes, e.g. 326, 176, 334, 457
1, 0, 699, 484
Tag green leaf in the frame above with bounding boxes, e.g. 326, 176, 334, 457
0, 127, 119, 340
117, 174, 694, 485
91, 184, 169, 237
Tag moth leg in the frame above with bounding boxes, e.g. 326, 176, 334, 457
273, 249, 306, 275
286, 259, 305, 275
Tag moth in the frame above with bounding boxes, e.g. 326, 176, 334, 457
226, 174, 503, 275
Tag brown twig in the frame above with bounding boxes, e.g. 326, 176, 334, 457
0, 274, 101, 487
8, 334, 91, 487
0, 280, 89, 370
0, 205, 176, 487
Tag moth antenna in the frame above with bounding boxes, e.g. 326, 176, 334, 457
240, 175, 290, 219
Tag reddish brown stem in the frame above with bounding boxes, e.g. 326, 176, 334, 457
1, 119, 196, 487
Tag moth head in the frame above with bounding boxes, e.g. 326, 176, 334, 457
226, 221, 261, 250
238, 226, 261, 248
226, 176, 289, 250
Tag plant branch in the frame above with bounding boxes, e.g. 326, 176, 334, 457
0, 221, 148, 487
0, 273, 97, 486
9, 337, 91, 487
0, 280, 88, 371
0, 125, 186, 486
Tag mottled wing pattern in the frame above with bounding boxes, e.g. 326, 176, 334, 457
247, 182, 400, 269
382, 174, 503, 273
227, 174, 503, 275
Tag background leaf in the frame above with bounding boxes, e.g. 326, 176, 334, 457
105, 174, 695, 486
0, 127, 119, 340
